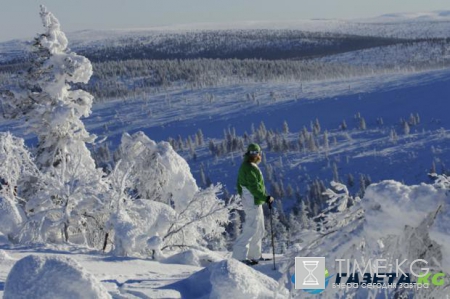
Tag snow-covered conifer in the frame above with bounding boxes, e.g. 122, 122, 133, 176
2, 6, 96, 171
403, 120, 410, 135
359, 117, 367, 130
0, 133, 38, 240
282, 120, 289, 134
3, 7, 107, 246
323, 130, 329, 150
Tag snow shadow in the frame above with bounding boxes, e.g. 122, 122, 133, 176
0, 281, 4, 291
101, 256, 142, 262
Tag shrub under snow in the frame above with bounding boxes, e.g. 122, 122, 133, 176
0, 7, 235, 258
0, 132, 37, 239
4, 255, 111, 299
114, 131, 198, 212
108, 131, 238, 256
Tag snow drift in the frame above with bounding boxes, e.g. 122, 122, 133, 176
3, 255, 111, 299
169, 258, 289, 299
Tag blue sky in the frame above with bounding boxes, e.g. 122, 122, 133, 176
0, 0, 449, 41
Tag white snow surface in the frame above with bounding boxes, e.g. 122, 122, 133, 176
172, 258, 289, 299
3, 254, 111, 299
0, 248, 285, 299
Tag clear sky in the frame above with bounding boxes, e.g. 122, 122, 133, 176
0, 0, 449, 42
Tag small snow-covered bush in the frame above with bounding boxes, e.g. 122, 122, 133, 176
0, 132, 38, 240
0, 132, 39, 197
4, 255, 111, 299
109, 199, 176, 257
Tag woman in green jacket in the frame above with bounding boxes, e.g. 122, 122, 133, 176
232, 143, 274, 265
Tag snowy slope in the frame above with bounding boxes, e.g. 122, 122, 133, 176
1, 68, 450, 198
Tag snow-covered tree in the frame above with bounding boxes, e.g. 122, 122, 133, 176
22, 144, 108, 245
196, 129, 204, 146
282, 120, 289, 134
2, 5, 96, 171
389, 128, 398, 143
298, 200, 311, 229
332, 162, 339, 182
108, 131, 239, 256
0, 7, 108, 247
313, 118, 321, 135
359, 117, 367, 130
340, 119, 347, 130
0, 133, 39, 240
347, 173, 355, 188
323, 130, 329, 151
403, 120, 410, 135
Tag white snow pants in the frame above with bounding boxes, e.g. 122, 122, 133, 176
232, 187, 265, 261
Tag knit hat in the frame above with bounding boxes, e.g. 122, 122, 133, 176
246, 143, 261, 156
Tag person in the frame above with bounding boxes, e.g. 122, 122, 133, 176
232, 143, 274, 265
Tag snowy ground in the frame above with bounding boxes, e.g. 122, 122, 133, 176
2, 10, 450, 299
0, 244, 283, 299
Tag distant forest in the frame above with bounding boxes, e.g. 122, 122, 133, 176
1, 29, 449, 102
75, 30, 407, 61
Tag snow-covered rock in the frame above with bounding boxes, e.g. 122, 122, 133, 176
3, 255, 111, 299
162, 249, 223, 267
171, 258, 288, 299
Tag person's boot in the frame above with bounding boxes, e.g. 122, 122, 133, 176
241, 259, 258, 266
251, 256, 272, 263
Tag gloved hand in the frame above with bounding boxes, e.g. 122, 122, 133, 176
266, 196, 274, 209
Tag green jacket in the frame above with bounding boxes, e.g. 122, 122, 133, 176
237, 156, 267, 205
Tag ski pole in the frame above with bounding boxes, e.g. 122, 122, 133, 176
269, 201, 276, 270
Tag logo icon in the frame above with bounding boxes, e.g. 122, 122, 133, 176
291, 269, 332, 294
295, 257, 325, 290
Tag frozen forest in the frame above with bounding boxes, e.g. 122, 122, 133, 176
1, 5, 450, 299
0, 6, 236, 255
